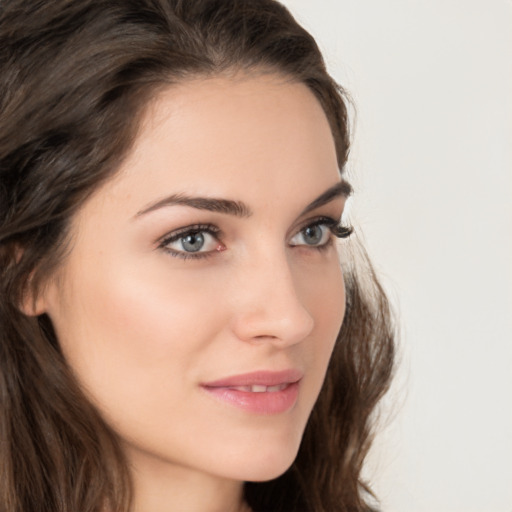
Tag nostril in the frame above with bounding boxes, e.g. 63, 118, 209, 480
230, 297, 314, 346
228, 258, 315, 345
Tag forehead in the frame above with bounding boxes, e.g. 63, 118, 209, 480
86, 74, 340, 220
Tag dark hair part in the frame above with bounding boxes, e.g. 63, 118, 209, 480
0, 1, 395, 511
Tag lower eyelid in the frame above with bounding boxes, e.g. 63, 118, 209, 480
162, 248, 218, 260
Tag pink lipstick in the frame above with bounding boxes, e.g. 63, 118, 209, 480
201, 369, 302, 415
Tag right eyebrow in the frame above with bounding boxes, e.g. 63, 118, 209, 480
134, 194, 253, 219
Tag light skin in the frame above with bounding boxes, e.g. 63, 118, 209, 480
31, 73, 349, 512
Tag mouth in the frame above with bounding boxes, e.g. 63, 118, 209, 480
201, 369, 302, 415
223, 383, 289, 393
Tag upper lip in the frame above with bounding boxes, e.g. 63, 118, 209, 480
202, 369, 303, 388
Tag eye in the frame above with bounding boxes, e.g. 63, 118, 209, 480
291, 224, 330, 247
158, 224, 224, 259
289, 217, 353, 249
290, 220, 333, 248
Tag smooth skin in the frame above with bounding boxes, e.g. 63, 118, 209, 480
32, 73, 348, 512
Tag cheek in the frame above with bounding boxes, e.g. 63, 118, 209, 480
302, 253, 346, 341
296, 256, 346, 404
51, 255, 226, 417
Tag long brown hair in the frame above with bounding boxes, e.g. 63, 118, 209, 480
0, 1, 395, 510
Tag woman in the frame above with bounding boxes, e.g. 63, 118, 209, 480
0, 1, 395, 511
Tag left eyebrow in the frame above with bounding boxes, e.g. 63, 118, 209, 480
299, 179, 352, 216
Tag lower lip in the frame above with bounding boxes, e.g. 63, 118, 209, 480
202, 382, 300, 415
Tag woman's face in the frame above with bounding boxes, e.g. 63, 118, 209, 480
39, 74, 347, 484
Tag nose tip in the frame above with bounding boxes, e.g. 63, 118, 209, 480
230, 264, 315, 346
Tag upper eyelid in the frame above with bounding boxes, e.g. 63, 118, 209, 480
157, 224, 221, 245
292, 215, 353, 242
301, 216, 339, 227
291, 215, 339, 235
157, 225, 222, 260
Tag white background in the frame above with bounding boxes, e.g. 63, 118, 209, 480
281, 1, 512, 511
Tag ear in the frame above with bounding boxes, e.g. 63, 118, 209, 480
8, 243, 58, 317
20, 287, 49, 317
19, 270, 56, 317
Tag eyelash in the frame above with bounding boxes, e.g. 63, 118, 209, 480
157, 217, 353, 260
303, 217, 353, 242
158, 224, 221, 260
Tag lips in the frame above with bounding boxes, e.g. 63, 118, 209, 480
204, 369, 303, 388
201, 369, 303, 414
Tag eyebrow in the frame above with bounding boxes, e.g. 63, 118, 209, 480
135, 194, 252, 218
299, 180, 352, 216
135, 179, 352, 219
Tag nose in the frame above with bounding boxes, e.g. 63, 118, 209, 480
229, 252, 315, 347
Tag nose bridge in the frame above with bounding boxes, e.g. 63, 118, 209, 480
230, 246, 314, 345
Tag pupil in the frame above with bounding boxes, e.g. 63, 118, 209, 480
304, 225, 322, 245
181, 232, 204, 252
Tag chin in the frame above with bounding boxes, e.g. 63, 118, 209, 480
243, 462, 295, 483
218, 408, 312, 483
231, 440, 301, 483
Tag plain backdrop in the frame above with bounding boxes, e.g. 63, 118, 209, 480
281, 1, 512, 511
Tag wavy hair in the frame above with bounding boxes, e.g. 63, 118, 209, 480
0, 1, 395, 510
